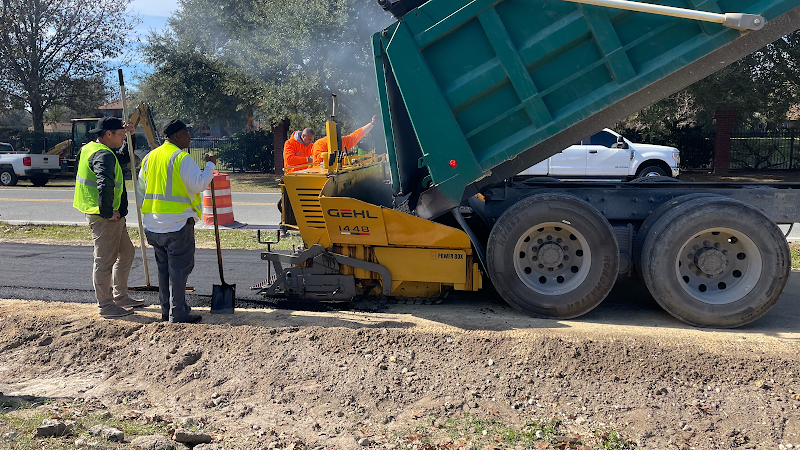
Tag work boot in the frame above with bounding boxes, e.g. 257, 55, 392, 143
99, 305, 134, 319
114, 296, 146, 308
171, 314, 202, 324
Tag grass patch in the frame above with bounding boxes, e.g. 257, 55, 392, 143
594, 428, 637, 450
0, 408, 171, 450
0, 224, 303, 251
791, 242, 800, 270
0, 411, 52, 450
399, 414, 636, 449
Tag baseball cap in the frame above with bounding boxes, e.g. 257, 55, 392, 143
89, 117, 124, 133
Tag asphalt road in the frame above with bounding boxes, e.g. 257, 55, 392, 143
0, 242, 272, 303
1, 242, 798, 334
0, 188, 282, 228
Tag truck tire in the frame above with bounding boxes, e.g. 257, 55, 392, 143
635, 165, 667, 178
30, 177, 48, 187
639, 197, 790, 328
633, 193, 718, 270
0, 169, 18, 186
486, 194, 619, 319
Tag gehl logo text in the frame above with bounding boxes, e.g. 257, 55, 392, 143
327, 209, 378, 219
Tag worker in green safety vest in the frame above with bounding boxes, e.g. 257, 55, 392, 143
136, 119, 217, 324
73, 117, 146, 319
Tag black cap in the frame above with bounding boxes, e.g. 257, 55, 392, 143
163, 119, 191, 137
89, 117, 124, 133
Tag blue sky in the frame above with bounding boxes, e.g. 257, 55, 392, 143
117, 0, 179, 86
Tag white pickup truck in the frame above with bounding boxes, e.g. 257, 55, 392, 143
0, 143, 61, 186
519, 129, 680, 180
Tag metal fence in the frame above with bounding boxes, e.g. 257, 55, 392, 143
635, 128, 799, 171
729, 128, 799, 170
186, 137, 234, 172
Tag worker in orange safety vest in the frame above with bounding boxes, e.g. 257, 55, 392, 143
312, 116, 377, 164
282, 127, 315, 173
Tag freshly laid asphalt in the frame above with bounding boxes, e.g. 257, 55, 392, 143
0, 242, 272, 304
1, 241, 799, 333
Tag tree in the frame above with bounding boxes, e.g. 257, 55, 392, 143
617, 30, 800, 135
138, 31, 249, 133
0, 0, 139, 132
138, 0, 393, 134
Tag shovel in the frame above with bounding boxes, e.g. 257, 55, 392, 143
210, 178, 236, 314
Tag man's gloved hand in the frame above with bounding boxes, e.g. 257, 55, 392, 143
204, 153, 218, 165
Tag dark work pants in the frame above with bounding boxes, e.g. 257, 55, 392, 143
145, 218, 195, 322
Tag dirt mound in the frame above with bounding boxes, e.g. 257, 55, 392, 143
2, 299, 800, 449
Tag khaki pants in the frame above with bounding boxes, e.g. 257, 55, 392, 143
87, 214, 135, 309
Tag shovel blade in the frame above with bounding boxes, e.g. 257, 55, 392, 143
211, 283, 236, 314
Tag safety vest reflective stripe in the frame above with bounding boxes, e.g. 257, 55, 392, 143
143, 150, 192, 203
141, 143, 202, 217
76, 174, 122, 189
73, 142, 123, 215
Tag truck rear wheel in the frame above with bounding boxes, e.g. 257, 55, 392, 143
633, 193, 717, 270
639, 197, 790, 328
487, 194, 619, 319
30, 177, 48, 187
0, 169, 18, 186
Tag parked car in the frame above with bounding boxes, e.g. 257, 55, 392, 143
0, 143, 61, 186
518, 129, 680, 179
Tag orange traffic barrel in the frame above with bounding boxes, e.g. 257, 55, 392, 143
202, 172, 234, 226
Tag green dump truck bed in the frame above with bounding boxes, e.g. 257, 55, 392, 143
372, 0, 800, 219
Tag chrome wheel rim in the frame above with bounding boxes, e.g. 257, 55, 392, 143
675, 227, 762, 305
0, 172, 10, 185
513, 222, 592, 295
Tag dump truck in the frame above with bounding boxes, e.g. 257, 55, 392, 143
260, 0, 800, 328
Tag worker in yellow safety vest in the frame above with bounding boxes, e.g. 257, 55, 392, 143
73, 117, 145, 319
137, 119, 217, 324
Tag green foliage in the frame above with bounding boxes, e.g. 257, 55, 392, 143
216, 130, 275, 173
138, 31, 249, 132
436, 414, 568, 448
138, 0, 393, 132
594, 429, 637, 450
789, 242, 800, 269
616, 30, 800, 134
0, 0, 138, 132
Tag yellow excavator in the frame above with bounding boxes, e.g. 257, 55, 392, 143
46, 103, 160, 175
